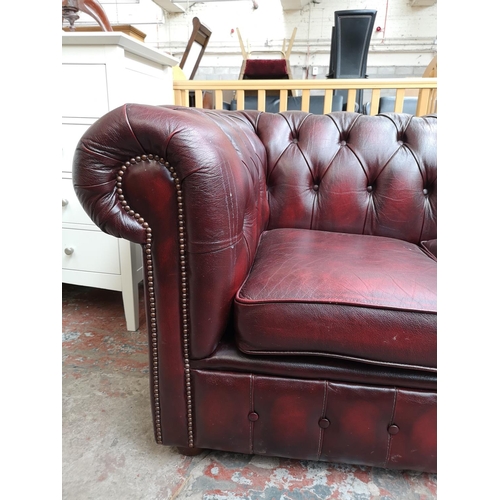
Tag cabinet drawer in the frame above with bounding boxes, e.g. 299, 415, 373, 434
62, 177, 93, 225
62, 121, 93, 174
62, 228, 120, 275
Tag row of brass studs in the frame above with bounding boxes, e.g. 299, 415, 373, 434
115, 154, 194, 447
164, 158, 195, 448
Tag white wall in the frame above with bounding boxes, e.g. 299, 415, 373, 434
68, 0, 437, 79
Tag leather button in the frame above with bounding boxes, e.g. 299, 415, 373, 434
367, 185, 373, 193
387, 424, 399, 435
398, 140, 404, 146
248, 412, 259, 422
318, 418, 330, 429
340, 140, 346, 146
292, 138, 298, 144
423, 188, 428, 195
313, 184, 320, 192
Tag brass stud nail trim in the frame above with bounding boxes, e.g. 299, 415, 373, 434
115, 154, 194, 448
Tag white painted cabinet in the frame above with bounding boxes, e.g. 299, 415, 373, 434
62, 32, 177, 331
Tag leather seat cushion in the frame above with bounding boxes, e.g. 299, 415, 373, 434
234, 228, 437, 371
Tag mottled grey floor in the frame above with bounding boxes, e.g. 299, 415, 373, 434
62, 284, 437, 499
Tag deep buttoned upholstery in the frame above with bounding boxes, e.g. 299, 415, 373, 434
73, 105, 437, 472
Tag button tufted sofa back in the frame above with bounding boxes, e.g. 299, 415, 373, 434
73, 105, 436, 362
254, 112, 437, 244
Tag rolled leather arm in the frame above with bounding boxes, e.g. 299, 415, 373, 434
73, 104, 269, 358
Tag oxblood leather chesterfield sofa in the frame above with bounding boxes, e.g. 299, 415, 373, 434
73, 105, 437, 473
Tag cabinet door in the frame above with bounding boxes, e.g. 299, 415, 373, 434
61, 63, 109, 118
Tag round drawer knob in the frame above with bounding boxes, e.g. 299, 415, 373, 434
64, 247, 74, 256
62, 199, 69, 207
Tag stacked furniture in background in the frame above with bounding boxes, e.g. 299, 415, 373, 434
327, 9, 377, 111
62, 33, 177, 331
235, 26, 297, 106
237, 27, 297, 81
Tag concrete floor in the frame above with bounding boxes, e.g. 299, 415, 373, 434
62, 283, 438, 499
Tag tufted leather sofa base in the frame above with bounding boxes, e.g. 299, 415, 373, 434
72, 105, 437, 473
191, 369, 437, 473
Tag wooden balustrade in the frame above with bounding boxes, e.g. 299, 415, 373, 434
173, 77, 437, 116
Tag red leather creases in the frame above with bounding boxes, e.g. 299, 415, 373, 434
235, 228, 437, 370
256, 112, 436, 244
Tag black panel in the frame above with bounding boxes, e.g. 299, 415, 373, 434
327, 10, 377, 110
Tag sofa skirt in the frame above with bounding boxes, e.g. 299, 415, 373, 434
190, 369, 437, 473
